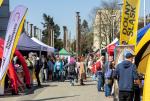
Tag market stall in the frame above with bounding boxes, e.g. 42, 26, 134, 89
133, 23, 150, 101
31, 37, 54, 53
17, 32, 47, 51
58, 48, 71, 59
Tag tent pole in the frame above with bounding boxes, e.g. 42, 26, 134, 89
39, 47, 42, 59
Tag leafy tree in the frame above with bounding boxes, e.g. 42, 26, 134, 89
80, 20, 93, 55
54, 38, 63, 50
42, 13, 62, 50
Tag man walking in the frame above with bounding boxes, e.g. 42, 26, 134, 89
114, 52, 139, 101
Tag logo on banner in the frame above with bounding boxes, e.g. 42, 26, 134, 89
122, 1, 136, 37
0, 5, 28, 80
120, 0, 140, 45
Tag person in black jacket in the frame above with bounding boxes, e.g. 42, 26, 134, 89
34, 55, 42, 87
114, 52, 139, 101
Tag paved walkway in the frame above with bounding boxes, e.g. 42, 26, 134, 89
0, 79, 113, 101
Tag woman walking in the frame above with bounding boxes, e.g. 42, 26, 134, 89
54, 57, 63, 81
68, 57, 76, 86
79, 57, 86, 85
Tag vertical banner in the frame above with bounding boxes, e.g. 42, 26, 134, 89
0, 5, 27, 94
0, 0, 3, 6
120, 0, 140, 45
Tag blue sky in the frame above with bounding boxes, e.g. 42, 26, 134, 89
10, 0, 150, 39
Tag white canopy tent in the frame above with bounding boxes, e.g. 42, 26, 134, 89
31, 37, 54, 53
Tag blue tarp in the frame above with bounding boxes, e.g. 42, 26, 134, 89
137, 23, 150, 44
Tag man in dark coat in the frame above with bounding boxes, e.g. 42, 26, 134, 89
114, 52, 139, 101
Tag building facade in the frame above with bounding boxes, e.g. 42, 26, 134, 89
93, 9, 120, 51
0, 0, 9, 38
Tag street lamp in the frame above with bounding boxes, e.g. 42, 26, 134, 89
112, 15, 116, 41
117, 2, 123, 13
117, 2, 123, 23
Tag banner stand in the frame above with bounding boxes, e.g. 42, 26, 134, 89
0, 74, 6, 95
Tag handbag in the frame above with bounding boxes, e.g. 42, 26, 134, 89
105, 79, 113, 85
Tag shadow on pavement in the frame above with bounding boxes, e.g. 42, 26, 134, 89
74, 83, 96, 86
26, 84, 58, 95
0, 84, 58, 98
21, 95, 80, 101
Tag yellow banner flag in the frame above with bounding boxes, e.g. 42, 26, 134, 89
120, 0, 140, 45
0, 0, 3, 6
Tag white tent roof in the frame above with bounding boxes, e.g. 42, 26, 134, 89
31, 37, 54, 52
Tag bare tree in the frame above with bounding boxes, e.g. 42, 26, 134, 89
92, 0, 120, 49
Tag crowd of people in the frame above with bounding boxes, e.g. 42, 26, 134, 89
10, 52, 87, 89
2, 51, 144, 101
86, 52, 144, 101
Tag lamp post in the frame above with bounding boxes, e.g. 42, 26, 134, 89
117, 2, 123, 18
117, 2, 123, 28
112, 15, 116, 41
76, 12, 81, 57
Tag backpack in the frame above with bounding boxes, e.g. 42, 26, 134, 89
68, 63, 76, 73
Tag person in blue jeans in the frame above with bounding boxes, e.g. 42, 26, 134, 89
104, 56, 114, 97
105, 79, 112, 97
96, 71, 103, 92
95, 56, 105, 92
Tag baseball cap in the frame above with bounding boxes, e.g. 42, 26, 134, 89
125, 52, 135, 58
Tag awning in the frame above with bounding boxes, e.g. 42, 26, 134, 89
17, 32, 47, 51
31, 37, 55, 53
59, 48, 71, 55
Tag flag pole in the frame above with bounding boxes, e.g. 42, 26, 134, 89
144, 0, 146, 26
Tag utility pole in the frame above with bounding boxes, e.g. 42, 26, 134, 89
34, 26, 37, 37
144, 0, 146, 26
112, 15, 116, 41
63, 26, 68, 49
69, 32, 71, 52
76, 12, 81, 57
30, 24, 33, 37
50, 29, 54, 47
39, 29, 42, 41
26, 21, 29, 34
36, 27, 39, 39
63, 26, 66, 49
53, 30, 55, 47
